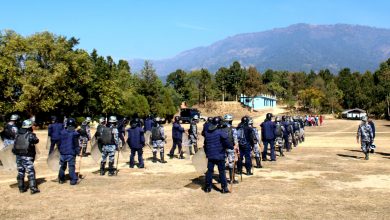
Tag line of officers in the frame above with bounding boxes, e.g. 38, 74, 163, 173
1, 112, 305, 194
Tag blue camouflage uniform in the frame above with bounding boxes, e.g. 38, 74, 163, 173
274, 121, 285, 156
261, 120, 276, 161
48, 122, 64, 155
13, 128, 39, 192
101, 124, 119, 163
58, 127, 80, 185
169, 121, 185, 158
152, 125, 165, 154
357, 123, 373, 154
2, 122, 18, 149
282, 120, 292, 151
251, 126, 261, 158
127, 125, 145, 168
204, 124, 232, 191
188, 119, 198, 154
221, 123, 238, 169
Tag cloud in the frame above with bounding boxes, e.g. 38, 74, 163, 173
176, 22, 209, 31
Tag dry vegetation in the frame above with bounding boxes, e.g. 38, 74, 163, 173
1, 106, 390, 219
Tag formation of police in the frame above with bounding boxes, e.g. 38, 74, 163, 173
1, 112, 376, 194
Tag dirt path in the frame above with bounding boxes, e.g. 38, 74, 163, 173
1, 119, 389, 219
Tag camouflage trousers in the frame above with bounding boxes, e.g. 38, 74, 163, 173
79, 137, 89, 153
101, 145, 116, 163
252, 143, 261, 158
189, 134, 197, 147
226, 149, 235, 169
152, 140, 165, 153
16, 156, 36, 180
361, 141, 372, 153
275, 137, 284, 149
3, 139, 15, 150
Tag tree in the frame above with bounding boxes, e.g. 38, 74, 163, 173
298, 87, 325, 113
137, 61, 163, 114
227, 61, 245, 101
215, 67, 229, 102
242, 66, 263, 111
325, 80, 343, 114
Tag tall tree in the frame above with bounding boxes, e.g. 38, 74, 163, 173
242, 66, 263, 111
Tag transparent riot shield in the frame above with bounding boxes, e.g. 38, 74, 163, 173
0, 142, 17, 172
192, 148, 207, 174
47, 147, 60, 172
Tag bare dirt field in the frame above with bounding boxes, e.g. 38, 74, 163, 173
1, 112, 390, 219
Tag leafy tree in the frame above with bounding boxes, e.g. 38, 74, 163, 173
242, 66, 263, 110
215, 67, 229, 102
137, 61, 163, 114
325, 80, 343, 114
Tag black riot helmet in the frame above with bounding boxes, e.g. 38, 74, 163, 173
207, 117, 213, 123
241, 116, 249, 125
51, 116, 57, 123
174, 116, 180, 122
266, 113, 273, 121
212, 116, 222, 126
67, 118, 76, 127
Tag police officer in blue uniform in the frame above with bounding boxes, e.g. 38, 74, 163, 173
204, 117, 232, 193
168, 116, 185, 159
58, 118, 80, 185
281, 116, 292, 152
261, 113, 276, 161
12, 119, 40, 194
237, 116, 255, 175
48, 116, 64, 155
127, 119, 145, 168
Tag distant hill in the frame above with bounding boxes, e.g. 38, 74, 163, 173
129, 23, 390, 76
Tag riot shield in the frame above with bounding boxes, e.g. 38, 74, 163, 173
191, 148, 207, 174
0, 143, 17, 172
90, 137, 102, 164
47, 147, 60, 172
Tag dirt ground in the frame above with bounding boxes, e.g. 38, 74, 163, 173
1, 111, 390, 219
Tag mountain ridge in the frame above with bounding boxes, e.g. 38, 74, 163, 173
129, 23, 390, 75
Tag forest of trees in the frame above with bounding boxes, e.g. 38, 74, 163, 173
1, 30, 389, 123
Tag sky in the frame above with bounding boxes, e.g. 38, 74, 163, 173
1, 0, 390, 60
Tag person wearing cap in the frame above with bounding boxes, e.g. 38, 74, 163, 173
48, 116, 64, 155
127, 118, 145, 168
204, 116, 232, 193
188, 115, 199, 155
78, 117, 92, 156
58, 118, 80, 185
12, 119, 40, 194
261, 113, 276, 161
100, 116, 119, 175
1, 114, 20, 149
357, 116, 373, 160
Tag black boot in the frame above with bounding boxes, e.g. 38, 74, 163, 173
279, 148, 285, 157
108, 162, 115, 176
255, 157, 262, 168
160, 152, 167, 163
29, 177, 40, 194
100, 162, 105, 176
152, 152, 157, 163
189, 146, 194, 155
221, 186, 230, 194
82, 146, 87, 156
246, 168, 253, 176
17, 177, 27, 193
229, 168, 238, 184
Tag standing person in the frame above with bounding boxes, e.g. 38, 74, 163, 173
368, 118, 376, 153
201, 117, 213, 137
319, 115, 323, 126
357, 116, 373, 160
237, 116, 255, 175
100, 116, 119, 176
12, 119, 40, 194
282, 116, 292, 152
221, 114, 239, 184
48, 116, 64, 155
204, 117, 232, 193
127, 119, 145, 168
1, 114, 20, 149
151, 117, 167, 163
95, 117, 106, 152
143, 115, 154, 146
188, 115, 199, 155
117, 117, 128, 147
274, 116, 285, 157
78, 117, 92, 156
58, 118, 80, 185
248, 118, 262, 168
261, 113, 276, 161
168, 116, 185, 159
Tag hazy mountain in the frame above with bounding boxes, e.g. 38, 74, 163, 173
129, 23, 390, 76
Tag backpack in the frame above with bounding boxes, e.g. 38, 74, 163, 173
275, 123, 283, 137
101, 127, 113, 145
79, 124, 88, 136
237, 127, 248, 146
151, 126, 163, 141
293, 121, 300, 130
13, 133, 30, 154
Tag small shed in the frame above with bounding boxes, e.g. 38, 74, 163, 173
240, 94, 277, 110
341, 108, 367, 120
